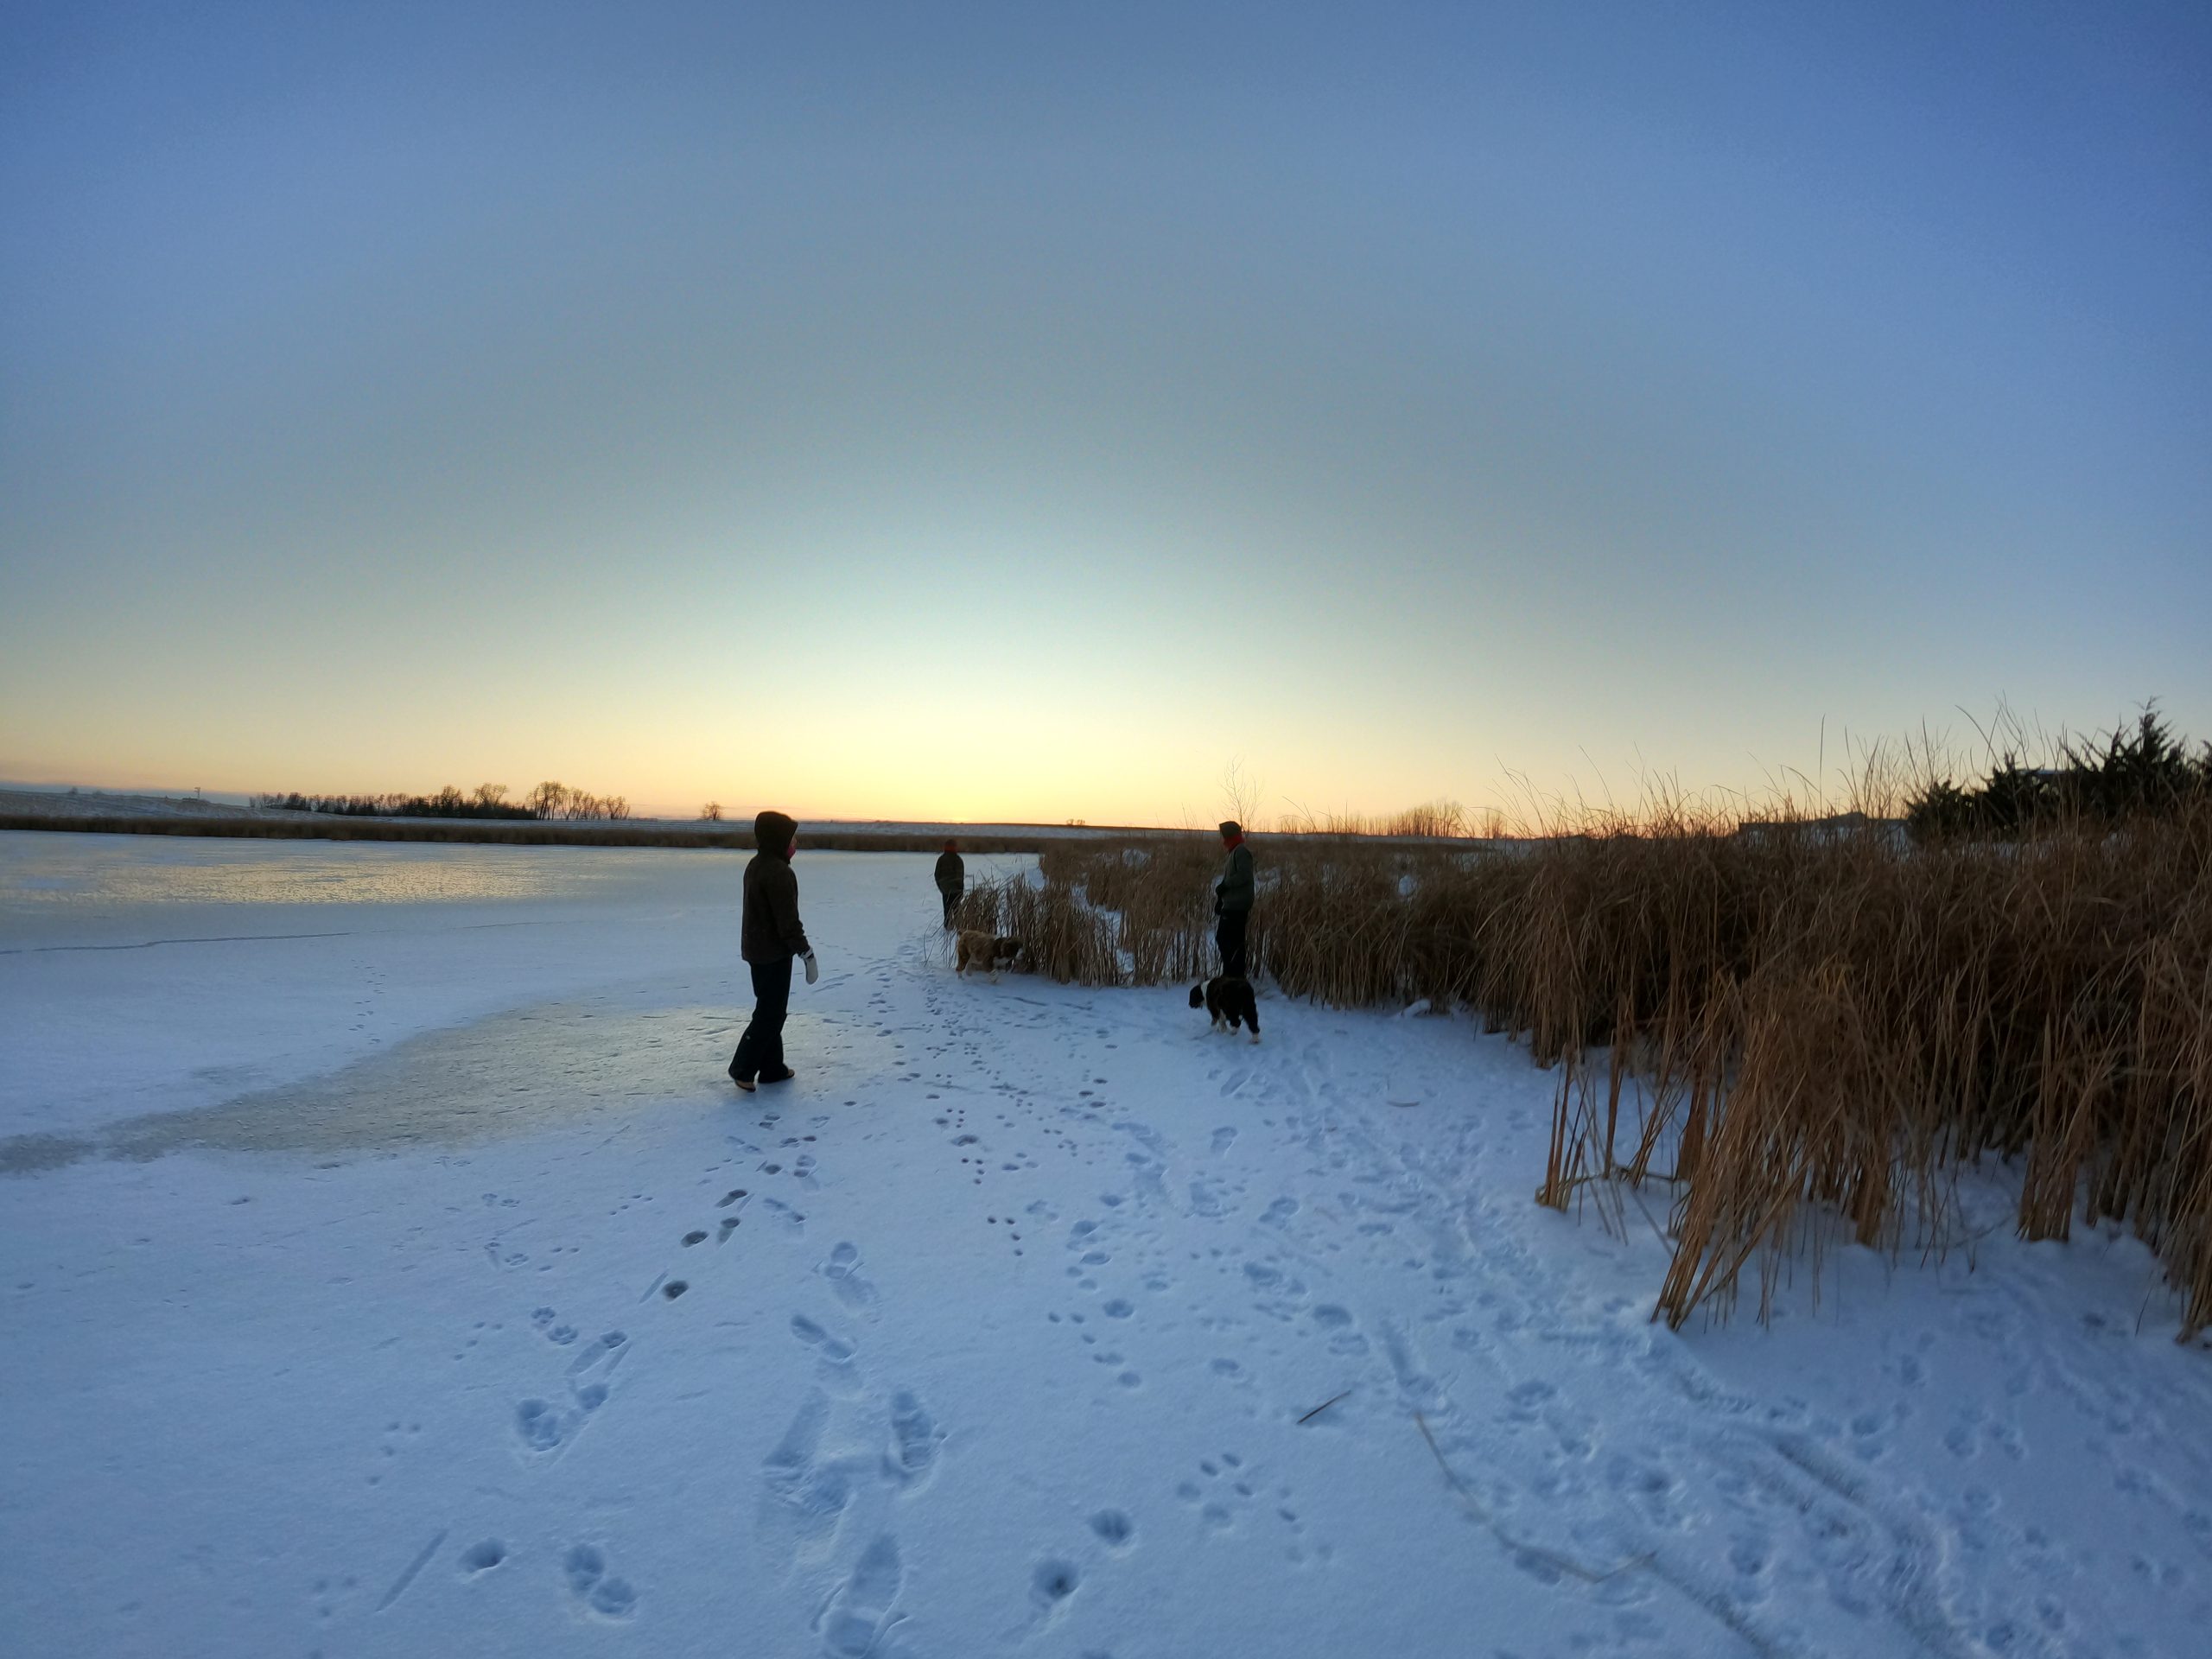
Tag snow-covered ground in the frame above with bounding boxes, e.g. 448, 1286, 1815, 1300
3, 832, 2208, 1659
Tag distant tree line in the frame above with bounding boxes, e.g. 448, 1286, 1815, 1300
1907, 708, 2210, 840
255, 781, 631, 822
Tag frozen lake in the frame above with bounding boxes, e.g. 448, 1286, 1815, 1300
3, 831, 2209, 1658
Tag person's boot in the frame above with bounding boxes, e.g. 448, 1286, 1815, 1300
728, 1057, 756, 1091
759, 1065, 796, 1084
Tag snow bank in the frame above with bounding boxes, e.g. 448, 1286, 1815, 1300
2, 832, 2207, 1657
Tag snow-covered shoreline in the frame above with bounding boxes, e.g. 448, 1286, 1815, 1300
3, 834, 2207, 1658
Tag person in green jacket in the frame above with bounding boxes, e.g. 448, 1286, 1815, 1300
1214, 820, 1254, 977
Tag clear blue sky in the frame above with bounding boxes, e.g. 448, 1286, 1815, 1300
3, 1, 2206, 823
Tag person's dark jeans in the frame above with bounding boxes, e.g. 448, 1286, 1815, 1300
730, 955, 793, 1080
939, 886, 962, 929
1217, 909, 1249, 978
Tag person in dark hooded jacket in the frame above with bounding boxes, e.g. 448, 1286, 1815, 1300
729, 809, 817, 1090
934, 840, 964, 929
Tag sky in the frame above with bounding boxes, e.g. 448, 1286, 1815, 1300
3, 1, 2207, 826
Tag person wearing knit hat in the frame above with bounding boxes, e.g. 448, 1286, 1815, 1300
728, 809, 817, 1091
1214, 820, 1254, 978
934, 838, 965, 931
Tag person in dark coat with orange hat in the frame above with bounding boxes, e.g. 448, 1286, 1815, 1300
729, 809, 817, 1091
934, 839, 964, 930
1214, 820, 1254, 978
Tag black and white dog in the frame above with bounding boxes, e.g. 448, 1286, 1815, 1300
1190, 975, 1261, 1042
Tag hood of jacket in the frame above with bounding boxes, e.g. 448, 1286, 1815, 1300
753, 809, 797, 857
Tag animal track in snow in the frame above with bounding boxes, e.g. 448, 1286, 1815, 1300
1311, 1304, 1370, 1357
1031, 1557, 1080, 1610
458, 1539, 505, 1576
1089, 1510, 1135, 1548
563, 1542, 638, 1621
515, 1332, 627, 1457
531, 1306, 579, 1345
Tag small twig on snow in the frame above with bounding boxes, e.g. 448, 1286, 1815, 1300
1297, 1390, 1351, 1425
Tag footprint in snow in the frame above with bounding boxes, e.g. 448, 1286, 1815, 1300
819, 1534, 904, 1658
819, 1243, 878, 1309
885, 1389, 943, 1488
791, 1314, 857, 1363
760, 1390, 856, 1560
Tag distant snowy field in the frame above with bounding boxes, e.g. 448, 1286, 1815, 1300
0, 784, 1151, 839
3, 831, 2208, 1659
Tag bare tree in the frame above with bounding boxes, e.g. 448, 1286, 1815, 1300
700, 803, 723, 821
527, 781, 568, 820
474, 783, 509, 809
1219, 758, 1264, 830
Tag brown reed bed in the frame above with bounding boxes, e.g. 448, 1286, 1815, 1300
972, 808, 2212, 1338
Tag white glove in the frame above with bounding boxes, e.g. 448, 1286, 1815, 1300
803, 951, 819, 985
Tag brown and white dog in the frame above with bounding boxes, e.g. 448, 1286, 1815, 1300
1191, 975, 1261, 1042
956, 931, 1023, 981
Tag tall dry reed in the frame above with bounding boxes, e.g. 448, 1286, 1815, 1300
982, 810, 2212, 1337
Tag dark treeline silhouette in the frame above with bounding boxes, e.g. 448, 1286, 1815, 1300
254, 782, 631, 822
1908, 708, 2211, 841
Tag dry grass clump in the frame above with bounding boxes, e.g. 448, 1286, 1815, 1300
953, 868, 1123, 985
995, 805, 2212, 1337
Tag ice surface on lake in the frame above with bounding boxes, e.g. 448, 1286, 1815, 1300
3, 832, 2209, 1658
